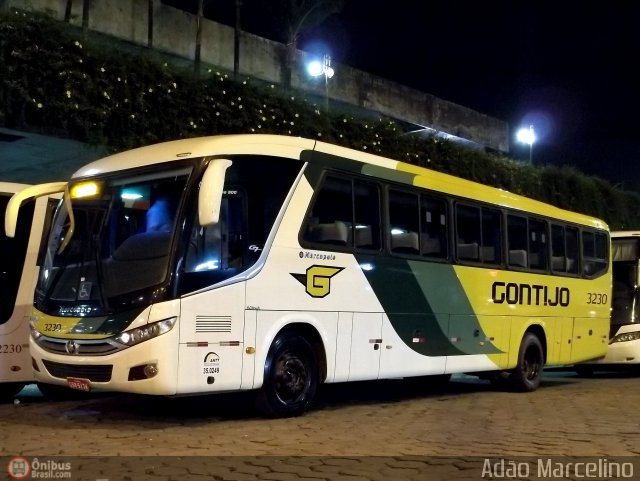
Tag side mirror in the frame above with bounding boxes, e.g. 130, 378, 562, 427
5, 182, 67, 238
198, 158, 233, 227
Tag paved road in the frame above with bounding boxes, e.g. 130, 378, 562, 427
1, 370, 639, 480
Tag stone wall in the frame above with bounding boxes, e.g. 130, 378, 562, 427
3, 0, 509, 152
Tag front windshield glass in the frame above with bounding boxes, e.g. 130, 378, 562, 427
36, 166, 191, 316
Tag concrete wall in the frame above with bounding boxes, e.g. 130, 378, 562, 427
4, 0, 509, 152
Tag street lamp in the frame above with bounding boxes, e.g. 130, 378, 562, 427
307, 54, 334, 112
516, 125, 536, 164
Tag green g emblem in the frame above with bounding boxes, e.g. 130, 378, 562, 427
291, 265, 344, 298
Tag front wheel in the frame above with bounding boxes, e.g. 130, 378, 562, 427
255, 332, 318, 418
507, 333, 544, 392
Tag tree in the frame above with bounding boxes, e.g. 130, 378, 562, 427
194, 0, 215, 75
82, 0, 90, 36
279, 0, 344, 89
148, 0, 154, 48
64, 0, 73, 22
234, 0, 242, 80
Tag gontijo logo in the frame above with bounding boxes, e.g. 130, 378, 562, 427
291, 265, 344, 298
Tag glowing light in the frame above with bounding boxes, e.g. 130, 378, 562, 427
517, 125, 536, 145
70, 182, 100, 198
195, 259, 219, 271
307, 61, 323, 77
121, 191, 143, 200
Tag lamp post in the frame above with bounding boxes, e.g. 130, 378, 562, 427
516, 125, 536, 164
307, 54, 334, 112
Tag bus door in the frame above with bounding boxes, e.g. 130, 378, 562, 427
347, 312, 383, 381
177, 196, 247, 393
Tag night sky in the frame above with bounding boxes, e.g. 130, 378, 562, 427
171, 0, 640, 191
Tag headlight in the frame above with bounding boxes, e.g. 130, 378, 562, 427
115, 317, 177, 347
610, 331, 640, 344
30, 322, 42, 340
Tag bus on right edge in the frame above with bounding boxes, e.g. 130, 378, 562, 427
576, 231, 640, 375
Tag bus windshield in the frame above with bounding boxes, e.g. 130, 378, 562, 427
36, 166, 192, 317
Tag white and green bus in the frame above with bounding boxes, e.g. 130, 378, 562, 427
0, 182, 54, 400
4, 135, 611, 416
575, 231, 640, 375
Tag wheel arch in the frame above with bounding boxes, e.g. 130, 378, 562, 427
523, 323, 548, 364
255, 316, 328, 388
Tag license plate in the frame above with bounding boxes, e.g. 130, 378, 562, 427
67, 377, 91, 392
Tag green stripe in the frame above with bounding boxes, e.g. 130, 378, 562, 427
361, 164, 416, 185
356, 255, 502, 356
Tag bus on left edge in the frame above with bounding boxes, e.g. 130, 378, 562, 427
0, 182, 56, 400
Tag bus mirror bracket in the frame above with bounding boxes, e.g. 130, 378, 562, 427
198, 158, 233, 227
4, 182, 67, 238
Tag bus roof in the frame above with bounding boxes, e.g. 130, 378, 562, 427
72, 134, 607, 230
611, 231, 640, 238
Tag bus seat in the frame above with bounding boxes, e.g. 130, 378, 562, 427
391, 231, 419, 254
309, 221, 349, 245
551, 256, 565, 271
509, 249, 528, 267
481, 246, 496, 262
457, 242, 479, 260
421, 237, 441, 256
355, 225, 373, 248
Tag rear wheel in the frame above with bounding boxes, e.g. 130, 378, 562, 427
507, 333, 544, 392
256, 332, 318, 418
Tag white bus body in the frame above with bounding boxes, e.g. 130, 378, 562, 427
4, 135, 611, 416
0, 183, 52, 399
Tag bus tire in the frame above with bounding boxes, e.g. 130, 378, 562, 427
255, 332, 318, 418
508, 333, 544, 392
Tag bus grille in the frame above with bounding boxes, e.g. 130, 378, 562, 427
196, 315, 232, 333
42, 360, 113, 382
37, 337, 122, 356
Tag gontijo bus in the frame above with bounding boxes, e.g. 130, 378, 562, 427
0, 182, 54, 400
4, 134, 611, 416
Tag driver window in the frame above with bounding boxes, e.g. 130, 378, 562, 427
182, 193, 246, 292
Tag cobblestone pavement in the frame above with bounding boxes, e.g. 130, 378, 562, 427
1, 370, 639, 480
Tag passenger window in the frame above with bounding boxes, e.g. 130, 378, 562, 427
303, 175, 381, 251
481, 208, 502, 265
507, 215, 528, 268
456, 205, 480, 261
582, 230, 608, 277
529, 218, 548, 270
566, 226, 580, 274
389, 190, 420, 255
420, 195, 447, 258
354, 181, 381, 250
551, 224, 579, 274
